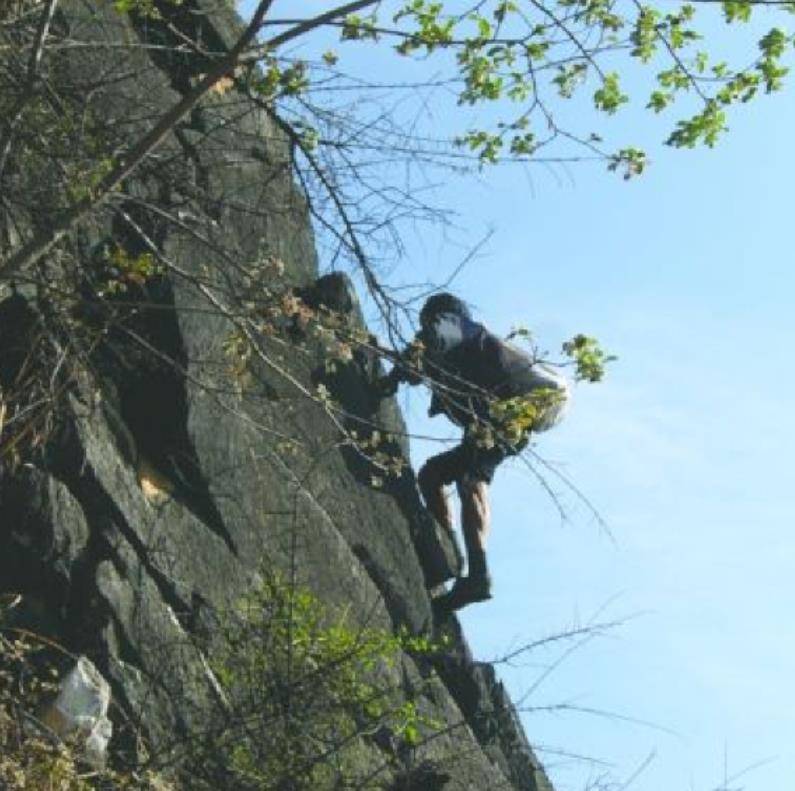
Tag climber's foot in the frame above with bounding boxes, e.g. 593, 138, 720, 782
433, 574, 492, 612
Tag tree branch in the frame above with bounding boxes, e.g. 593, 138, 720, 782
261, 0, 380, 52
0, 0, 60, 181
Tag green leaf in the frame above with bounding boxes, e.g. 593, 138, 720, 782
666, 101, 727, 147
562, 334, 618, 381
594, 72, 628, 114
647, 90, 673, 113
630, 5, 661, 63
759, 27, 789, 58
722, 0, 752, 23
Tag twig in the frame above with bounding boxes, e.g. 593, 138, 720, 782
0, 0, 60, 181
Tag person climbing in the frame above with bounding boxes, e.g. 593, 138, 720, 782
375, 293, 570, 611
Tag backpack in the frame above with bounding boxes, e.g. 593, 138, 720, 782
423, 312, 570, 432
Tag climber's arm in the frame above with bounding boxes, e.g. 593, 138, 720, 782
373, 338, 426, 398
373, 365, 405, 398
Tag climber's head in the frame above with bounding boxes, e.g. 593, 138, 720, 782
419, 292, 471, 333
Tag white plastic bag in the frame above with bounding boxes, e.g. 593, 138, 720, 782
42, 656, 112, 768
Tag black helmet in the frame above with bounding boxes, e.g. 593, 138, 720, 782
419, 292, 471, 330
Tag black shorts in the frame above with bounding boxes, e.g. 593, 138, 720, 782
422, 433, 528, 486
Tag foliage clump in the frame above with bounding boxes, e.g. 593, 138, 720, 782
97, 246, 164, 297
562, 333, 617, 383
488, 388, 567, 444
201, 570, 442, 790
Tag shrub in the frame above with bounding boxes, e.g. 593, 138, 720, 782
197, 570, 441, 790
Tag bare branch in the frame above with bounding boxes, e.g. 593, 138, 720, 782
0, 0, 59, 180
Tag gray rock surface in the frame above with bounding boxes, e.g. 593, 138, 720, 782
0, 1, 554, 788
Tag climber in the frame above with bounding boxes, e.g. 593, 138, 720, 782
374, 293, 570, 611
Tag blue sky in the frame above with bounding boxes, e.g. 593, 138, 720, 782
401, 83, 795, 791
240, 3, 794, 787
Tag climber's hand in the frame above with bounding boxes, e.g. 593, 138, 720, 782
373, 369, 401, 399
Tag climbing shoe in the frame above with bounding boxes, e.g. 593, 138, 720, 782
434, 574, 492, 612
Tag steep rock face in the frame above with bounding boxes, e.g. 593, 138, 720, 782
0, 2, 553, 789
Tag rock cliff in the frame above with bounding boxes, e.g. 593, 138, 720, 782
0, 2, 554, 788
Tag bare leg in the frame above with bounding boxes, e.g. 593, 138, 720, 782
457, 478, 491, 582
418, 460, 453, 534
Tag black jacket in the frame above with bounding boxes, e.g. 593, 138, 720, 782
401, 313, 567, 428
